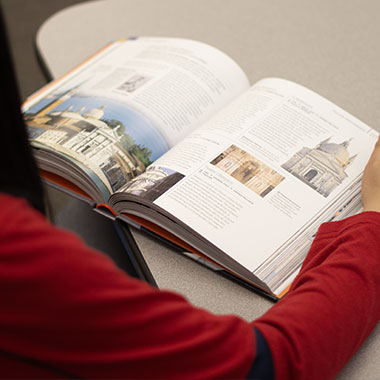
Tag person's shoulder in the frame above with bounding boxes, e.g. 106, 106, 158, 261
0, 193, 33, 213
0, 193, 47, 236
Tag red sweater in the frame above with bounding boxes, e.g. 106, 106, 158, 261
0, 193, 379, 379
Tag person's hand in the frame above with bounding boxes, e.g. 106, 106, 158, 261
362, 136, 380, 213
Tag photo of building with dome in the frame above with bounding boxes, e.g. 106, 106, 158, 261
281, 138, 357, 198
24, 84, 169, 194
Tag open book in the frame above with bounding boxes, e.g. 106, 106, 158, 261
23, 37, 378, 299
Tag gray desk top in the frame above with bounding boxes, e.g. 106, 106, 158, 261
37, 1, 380, 378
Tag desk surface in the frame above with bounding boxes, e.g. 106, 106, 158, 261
37, 1, 380, 378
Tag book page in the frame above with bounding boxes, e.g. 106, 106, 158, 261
23, 38, 249, 196
118, 78, 378, 274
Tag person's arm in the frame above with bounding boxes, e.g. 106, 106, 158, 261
253, 136, 380, 380
254, 212, 380, 379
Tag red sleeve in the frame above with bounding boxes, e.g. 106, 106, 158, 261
2, 193, 379, 380
254, 212, 380, 380
0, 194, 255, 379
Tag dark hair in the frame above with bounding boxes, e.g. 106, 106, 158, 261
0, 7, 45, 214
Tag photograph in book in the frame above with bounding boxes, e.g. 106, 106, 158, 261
24, 81, 169, 194
116, 73, 152, 94
121, 166, 185, 202
211, 145, 285, 198
282, 137, 357, 198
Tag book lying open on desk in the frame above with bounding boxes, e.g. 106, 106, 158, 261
22, 37, 378, 299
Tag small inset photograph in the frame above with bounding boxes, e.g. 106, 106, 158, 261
122, 166, 185, 202
117, 74, 151, 93
211, 145, 284, 197
281, 137, 356, 197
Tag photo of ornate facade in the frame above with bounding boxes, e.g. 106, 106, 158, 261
211, 145, 284, 197
121, 166, 184, 202
25, 86, 147, 193
281, 138, 356, 197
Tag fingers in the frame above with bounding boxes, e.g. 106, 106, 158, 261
361, 135, 380, 212
365, 136, 380, 173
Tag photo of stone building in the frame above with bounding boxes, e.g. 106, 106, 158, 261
211, 145, 284, 197
121, 166, 184, 202
24, 85, 154, 193
281, 137, 356, 197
